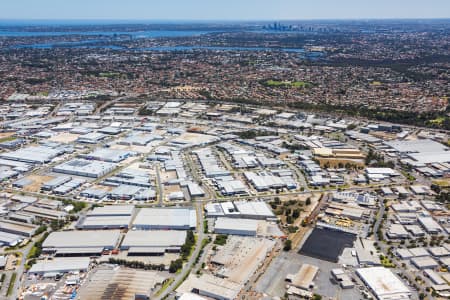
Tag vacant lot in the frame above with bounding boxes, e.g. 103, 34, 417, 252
48, 133, 79, 143
22, 174, 54, 192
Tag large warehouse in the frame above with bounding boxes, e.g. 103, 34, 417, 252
132, 208, 196, 230
87, 205, 135, 217
76, 215, 132, 230
214, 218, 259, 236
205, 200, 275, 220
356, 267, 411, 300
42, 230, 121, 256
0, 145, 62, 164
28, 257, 90, 275
121, 230, 187, 255
81, 148, 134, 163
53, 159, 117, 178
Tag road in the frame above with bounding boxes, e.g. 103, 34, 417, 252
1, 231, 47, 300
154, 200, 205, 300
156, 166, 164, 206
372, 199, 385, 235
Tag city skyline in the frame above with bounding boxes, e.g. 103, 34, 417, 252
1, 0, 449, 21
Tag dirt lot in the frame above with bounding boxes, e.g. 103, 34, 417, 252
48, 133, 79, 143
111, 143, 154, 154
22, 174, 54, 192
159, 170, 177, 182
0, 132, 15, 141
316, 157, 364, 168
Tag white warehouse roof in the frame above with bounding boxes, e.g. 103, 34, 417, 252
87, 205, 135, 216
214, 218, 259, 236
121, 230, 186, 249
43, 230, 121, 249
132, 208, 196, 230
29, 257, 90, 275
356, 267, 411, 300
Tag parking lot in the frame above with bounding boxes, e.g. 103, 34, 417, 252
255, 251, 362, 299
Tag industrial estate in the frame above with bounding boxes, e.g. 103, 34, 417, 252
0, 17, 449, 300
0, 98, 448, 300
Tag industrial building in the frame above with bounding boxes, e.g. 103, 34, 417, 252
104, 168, 153, 188
77, 205, 134, 229
119, 132, 163, 146
411, 256, 439, 269
205, 200, 275, 220
41, 176, 72, 191
53, 159, 117, 178
193, 148, 230, 178
79, 188, 108, 200
87, 205, 135, 216
386, 224, 409, 239
186, 182, 205, 198
243, 171, 287, 191
356, 267, 411, 300
330, 268, 354, 289
121, 230, 186, 255
286, 264, 319, 291
0, 219, 38, 237
0, 145, 63, 164
22, 205, 67, 220
108, 184, 150, 200
214, 218, 259, 236
385, 139, 450, 165
132, 208, 196, 230
81, 148, 134, 163
42, 230, 121, 256
0, 231, 23, 247
77, 132, 107, 144
28, 257, 90, 275
418, 216, 443, 233
215, 177, 248, 196
77, 265, 167, 300
177, 273, 241, 300
77, 215, 131, 230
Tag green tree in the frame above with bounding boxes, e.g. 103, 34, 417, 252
283, 239, 292, 251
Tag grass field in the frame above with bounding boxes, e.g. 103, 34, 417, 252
99, 72, 121, 78
430, 116, 445, 125
432, 179, 450, 187
6, 272, 16, 297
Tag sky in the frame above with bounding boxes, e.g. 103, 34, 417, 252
0, 0, 449, 21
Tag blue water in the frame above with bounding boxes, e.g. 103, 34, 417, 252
0, 26, 325, 57
0, 29, 211, 38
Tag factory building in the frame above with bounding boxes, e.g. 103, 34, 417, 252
205, 201, 275, 220
356, 267, 411, 300
0, 145, 63, 164
286, 264, 319, 291
214, 218, 258, 236
0, 220, 38, 237
81, 148, 134, 163
121, 230, 186, 255
76, 205, 135, 230
53, 159, 117, 178
132, 208, 196, 230
42, 230, 121, 256
28, 257, 90, 276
